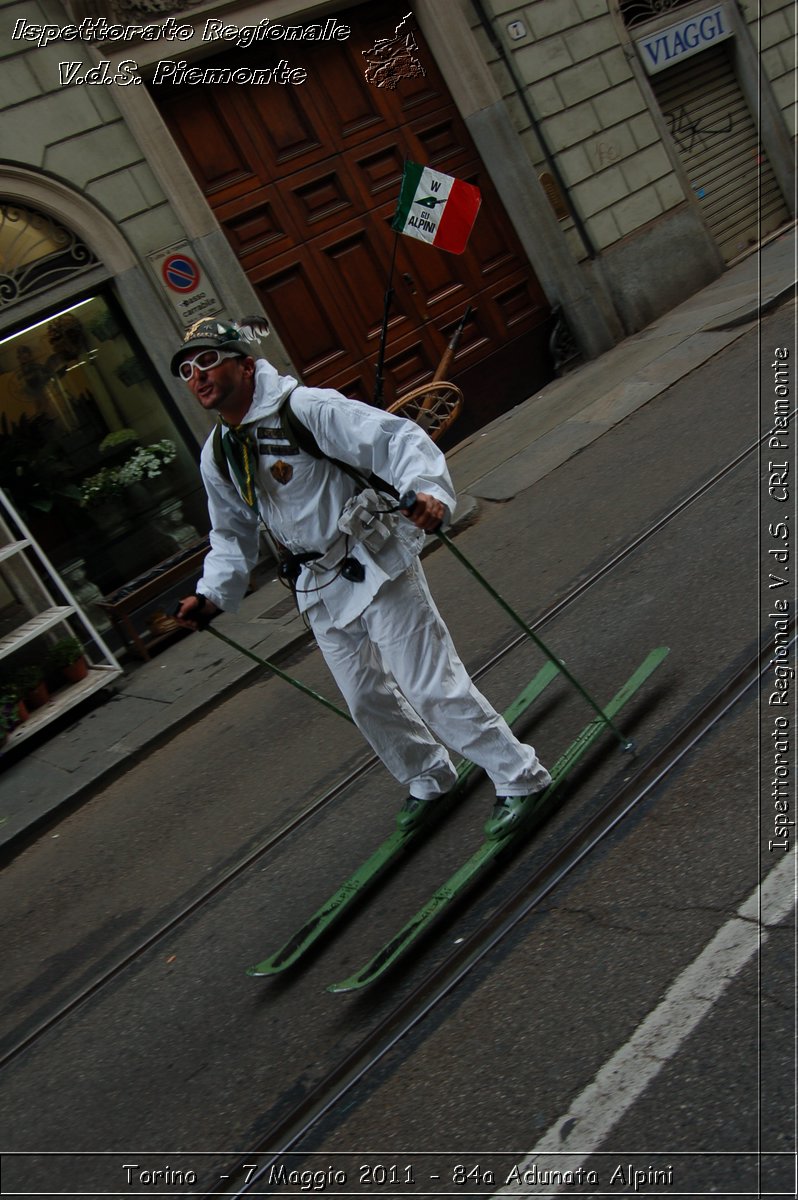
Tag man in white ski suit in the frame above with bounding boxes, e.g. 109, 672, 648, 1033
173, 320, 550, 837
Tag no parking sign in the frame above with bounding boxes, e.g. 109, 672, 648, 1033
148, 244, 223, 322
161, 253, 200, 293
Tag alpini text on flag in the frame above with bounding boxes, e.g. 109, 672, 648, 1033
393, 163, 481, 255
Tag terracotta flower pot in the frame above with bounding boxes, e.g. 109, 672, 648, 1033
62, 656, 89, 684
24, 681, 49, 710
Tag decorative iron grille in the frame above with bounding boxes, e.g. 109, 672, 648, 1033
618, 0, 698, 29
61, 0, 207, 20
0, 203, 99, 312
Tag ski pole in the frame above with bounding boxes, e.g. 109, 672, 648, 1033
399, 492, 634, 752
205, 624, 354, 725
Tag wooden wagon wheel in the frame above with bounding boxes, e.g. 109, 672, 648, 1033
387, 381, 463, 441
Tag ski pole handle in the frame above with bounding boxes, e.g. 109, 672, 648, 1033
398, 491, 444, 533
174, 593, 218, 630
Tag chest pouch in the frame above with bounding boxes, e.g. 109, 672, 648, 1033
337, 488, 396, 552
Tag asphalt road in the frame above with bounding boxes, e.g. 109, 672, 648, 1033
1, 305, 793, 1198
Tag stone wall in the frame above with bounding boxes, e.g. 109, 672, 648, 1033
742, 0, 796, 137
0, 0, 186, 256
467, 0, 731, 331
468, 0, 696, 263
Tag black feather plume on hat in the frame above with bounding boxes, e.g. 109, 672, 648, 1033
232, 316, 270, 344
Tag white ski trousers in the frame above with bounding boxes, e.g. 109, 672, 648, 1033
308, 559, 549, 800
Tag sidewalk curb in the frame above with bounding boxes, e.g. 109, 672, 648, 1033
703, 281, 796, 331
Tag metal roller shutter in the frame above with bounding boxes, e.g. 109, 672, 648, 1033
652, 43, 789, 261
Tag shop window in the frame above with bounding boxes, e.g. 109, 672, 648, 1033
0, 295, 207, 602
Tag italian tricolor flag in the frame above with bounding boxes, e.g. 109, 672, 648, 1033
392, 162, 481, 254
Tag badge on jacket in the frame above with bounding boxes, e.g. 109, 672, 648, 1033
271, 460, 293, 485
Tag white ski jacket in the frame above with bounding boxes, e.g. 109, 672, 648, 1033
196, 359, 457, 627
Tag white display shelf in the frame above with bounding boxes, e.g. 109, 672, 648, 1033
5, 667, 119, 749
0, 606, 77, 660
0, 540, 30, 563
0, 490, 122, 747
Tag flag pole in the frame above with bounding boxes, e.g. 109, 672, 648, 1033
373, 228, 400, 408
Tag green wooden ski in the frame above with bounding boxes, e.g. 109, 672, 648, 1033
328, 646, 669, 993
247, 659, 561, 977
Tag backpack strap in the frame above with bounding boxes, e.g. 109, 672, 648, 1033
211, 391, 397, 500
279, 394, 322, 458
280, 397, 366, 489
282, 394, 398, 499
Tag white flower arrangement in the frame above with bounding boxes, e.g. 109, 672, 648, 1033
80, 440, 177, 506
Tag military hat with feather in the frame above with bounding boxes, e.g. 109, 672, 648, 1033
170, 316, 270, 376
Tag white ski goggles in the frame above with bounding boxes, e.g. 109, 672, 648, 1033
177, 348, 242, 380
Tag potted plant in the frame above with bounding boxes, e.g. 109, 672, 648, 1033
98, 428, 139, 455
47, 637, 89, 684
79, 438, 177, 508
0, 707, 13, 749
88, 312, 120, 342
15, 664, 50, 711
0, 686, 25, 730
0, 412, 83, 518
115, 356, 149, 387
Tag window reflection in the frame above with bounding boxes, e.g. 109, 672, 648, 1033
0, 295, 206, 595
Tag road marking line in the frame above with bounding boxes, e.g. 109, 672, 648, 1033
494, 852, 796, 1196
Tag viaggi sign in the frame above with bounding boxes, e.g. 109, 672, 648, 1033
635, 5, 732, 75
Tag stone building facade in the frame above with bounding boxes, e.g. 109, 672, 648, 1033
470, 0, 794, 330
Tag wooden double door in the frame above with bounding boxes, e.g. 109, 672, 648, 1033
155, 1, 552, 428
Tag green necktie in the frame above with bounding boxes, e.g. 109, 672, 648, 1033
221, 424, 258, 509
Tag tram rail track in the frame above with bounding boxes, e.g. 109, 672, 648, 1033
0, 429, 776, 1073
205, 625, 787, 1198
